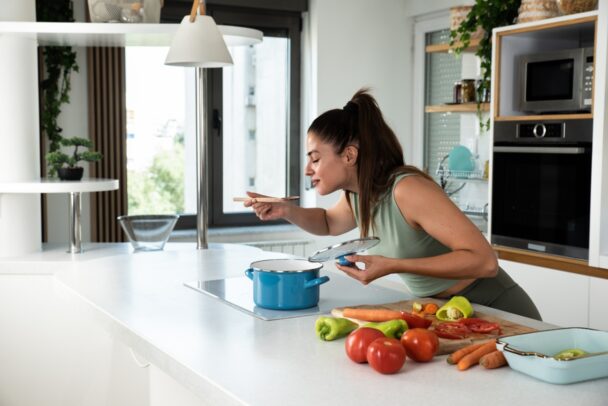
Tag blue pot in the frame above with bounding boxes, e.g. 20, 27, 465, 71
245, 259, 330, 310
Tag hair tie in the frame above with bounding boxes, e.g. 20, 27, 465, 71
343, 101, 358, 115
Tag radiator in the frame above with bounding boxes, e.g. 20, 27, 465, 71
244, 239, 313, 257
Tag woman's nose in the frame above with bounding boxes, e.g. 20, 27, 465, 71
305, 162, 313, 176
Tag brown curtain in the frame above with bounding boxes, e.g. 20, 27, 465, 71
87, 47, 128, 242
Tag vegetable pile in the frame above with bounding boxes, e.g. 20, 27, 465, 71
315, 309, 439, 375
314, 296, 511, 375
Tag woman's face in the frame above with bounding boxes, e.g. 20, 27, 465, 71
305, 132, 358, 195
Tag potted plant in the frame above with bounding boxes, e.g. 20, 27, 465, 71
450, 0, 521, 131
46, 137, 103, 181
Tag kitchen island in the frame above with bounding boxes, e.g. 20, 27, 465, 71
2, 243, 606, 405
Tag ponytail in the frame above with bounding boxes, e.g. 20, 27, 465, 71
308, 88, 433, 237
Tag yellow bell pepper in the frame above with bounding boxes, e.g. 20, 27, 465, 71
436, 296, 474, 321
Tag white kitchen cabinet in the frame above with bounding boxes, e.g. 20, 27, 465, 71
0, 275, 149, 406
500, 259, 589, 327
589, 276, 608, 330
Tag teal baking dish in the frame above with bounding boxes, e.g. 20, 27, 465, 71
496, 328, 608, 384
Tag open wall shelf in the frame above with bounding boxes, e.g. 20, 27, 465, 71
0, 21, 262, 47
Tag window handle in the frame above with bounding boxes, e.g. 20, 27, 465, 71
212, 109, 222, 137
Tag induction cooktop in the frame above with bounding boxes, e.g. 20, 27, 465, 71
185, 273, 410, 321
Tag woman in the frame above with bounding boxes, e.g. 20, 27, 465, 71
244, 88, 541, 320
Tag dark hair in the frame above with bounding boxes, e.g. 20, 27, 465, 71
307, 88, 433, 237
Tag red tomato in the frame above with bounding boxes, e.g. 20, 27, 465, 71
399, 311, 433, 329
366, 338, 406, 374
433, 322, 471, 339
400, 328, 439, 362
460, 318, 502, 334
345, 327, 386, 363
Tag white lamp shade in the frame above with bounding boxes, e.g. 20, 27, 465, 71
165, 15, 233, 67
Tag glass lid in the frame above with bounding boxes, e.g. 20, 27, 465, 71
308, 237, 380, 262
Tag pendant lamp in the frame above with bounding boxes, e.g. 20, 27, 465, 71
165, 0, 232, 67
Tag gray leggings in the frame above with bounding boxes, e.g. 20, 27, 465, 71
455, 267, 542, 321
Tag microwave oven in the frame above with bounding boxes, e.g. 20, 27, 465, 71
518, 47, 594, 113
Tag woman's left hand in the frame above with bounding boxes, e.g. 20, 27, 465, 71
335, 255, 392, 285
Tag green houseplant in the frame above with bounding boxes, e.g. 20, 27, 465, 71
46, 137, 102, 180
36, 0, 80, 153
450, 0, 521, 131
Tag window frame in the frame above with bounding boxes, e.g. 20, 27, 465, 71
162, 3, 302, 229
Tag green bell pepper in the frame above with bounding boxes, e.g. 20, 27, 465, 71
315, 317, 359, 341
436, 296, 474, 321
363, 319, 408, 339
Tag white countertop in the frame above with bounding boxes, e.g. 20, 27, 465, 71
13, 243, 607, 405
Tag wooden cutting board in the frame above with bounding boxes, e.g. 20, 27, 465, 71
332, 298, 536, 355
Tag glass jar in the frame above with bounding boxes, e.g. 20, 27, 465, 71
121, 2, 143, 23
453, 81, 462, 104
461, 79, 476, 103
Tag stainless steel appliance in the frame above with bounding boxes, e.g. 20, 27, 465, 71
517, 47, 594, 113
491, 119, 593, 259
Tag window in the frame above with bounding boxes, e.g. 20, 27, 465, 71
124, 47, 195, 216
424, 29, 461, 178
207, 6, 302, 227
126, 2, 303, 229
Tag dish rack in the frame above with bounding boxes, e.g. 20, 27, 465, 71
436, 167, 486, 181
460, 203, 488, 220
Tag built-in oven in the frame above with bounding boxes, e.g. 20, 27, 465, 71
491, 119, 593, 259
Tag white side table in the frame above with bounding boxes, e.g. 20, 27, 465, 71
0, 178, 119, 253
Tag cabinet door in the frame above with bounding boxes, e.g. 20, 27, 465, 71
0, 275, 149, 406
500, 260, 589, 326
589, 276, 608, 330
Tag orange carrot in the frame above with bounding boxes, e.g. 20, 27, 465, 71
479, 350, 507, 369
423, 303, 439, 315
342, 308, 402, 322
457, 341, 497, 371
447, 341, 490, 365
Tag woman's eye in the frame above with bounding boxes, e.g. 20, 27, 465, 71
312, 159, 319, 164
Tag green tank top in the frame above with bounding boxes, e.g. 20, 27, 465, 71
349, 173, 458, 297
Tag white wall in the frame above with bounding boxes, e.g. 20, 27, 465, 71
306, 0, 410, 210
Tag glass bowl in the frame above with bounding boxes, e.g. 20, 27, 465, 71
117, 214, 179, 251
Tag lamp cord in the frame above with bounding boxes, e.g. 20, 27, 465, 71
189, 0, 206, 22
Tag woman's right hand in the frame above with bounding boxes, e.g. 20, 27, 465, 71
243, 191, 291, 221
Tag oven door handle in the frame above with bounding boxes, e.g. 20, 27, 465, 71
493, 146, 587, 154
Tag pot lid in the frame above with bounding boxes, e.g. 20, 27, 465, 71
308, 237, 380, 262
249, 258, 323, 273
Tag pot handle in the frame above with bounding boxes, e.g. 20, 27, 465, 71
244, 268, 254, 280
304, 276, 330, 289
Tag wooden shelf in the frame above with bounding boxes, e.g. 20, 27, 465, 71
425, 103, 489, 113
494, 113, 593, 121
425, 38, 480, 54
494, 245, 608, 280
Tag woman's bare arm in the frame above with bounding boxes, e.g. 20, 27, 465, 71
387, 176, 498, 279
246, 191, 357, 236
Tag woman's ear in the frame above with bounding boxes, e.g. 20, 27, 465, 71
343, 145, 359, 166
